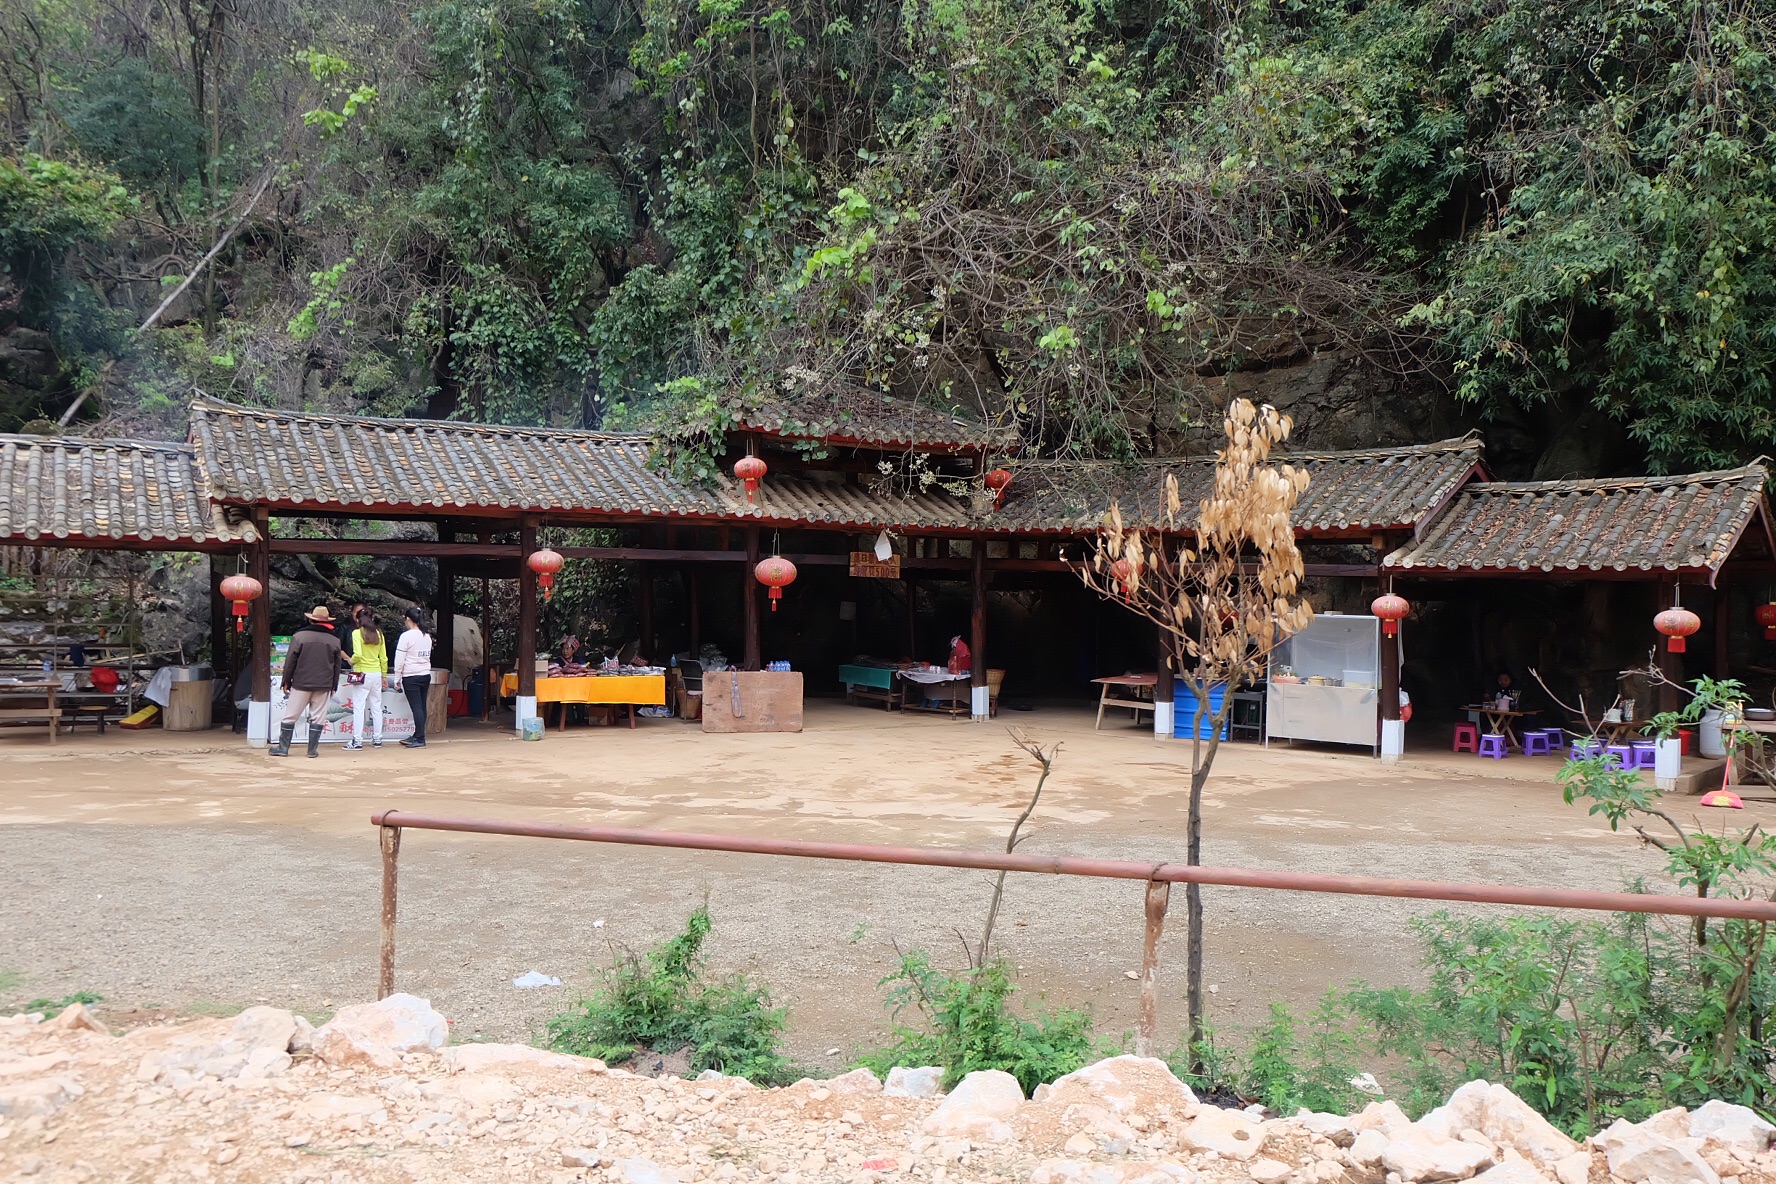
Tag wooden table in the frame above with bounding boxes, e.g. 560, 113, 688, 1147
0, 680, 61, 743
499, 673, 666, 729
838, 663, 904, 711
1095, 674, 1158, 730
1598, 719, 1654, 744
1462, 704, 1539, 750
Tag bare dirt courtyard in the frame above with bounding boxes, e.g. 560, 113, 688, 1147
0, 702, 1737, 1064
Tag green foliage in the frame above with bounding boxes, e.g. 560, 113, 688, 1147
859, 952, 1106, 1095
546, 906, 793, 1084
0, 154, 132, 305
15, 989, 102, 1014
1174, 1001, 1364, 1115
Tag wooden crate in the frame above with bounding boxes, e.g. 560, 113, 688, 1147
701, 671, 803, 733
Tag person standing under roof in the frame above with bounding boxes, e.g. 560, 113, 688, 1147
343, 608, 390, 750
392, 606, 435, 749
270, 606, 343, 758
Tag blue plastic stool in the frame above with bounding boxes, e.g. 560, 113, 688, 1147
1478, 733, 1508, 759
1523, 731, 1552, 757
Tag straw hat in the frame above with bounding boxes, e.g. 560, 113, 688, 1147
304, 605, 335, 623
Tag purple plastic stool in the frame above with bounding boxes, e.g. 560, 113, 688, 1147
1629, 743, 1658, 770
1523, 731, 1552, 756
1478, 733, 1508, 759
1570, 739, 1603, 761
1605, 744, 1633, 769
1540, 727, 1565, 748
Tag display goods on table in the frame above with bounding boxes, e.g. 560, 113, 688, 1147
1265, 613, 1383, 753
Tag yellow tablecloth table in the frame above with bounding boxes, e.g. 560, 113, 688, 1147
499, 673, 666, 730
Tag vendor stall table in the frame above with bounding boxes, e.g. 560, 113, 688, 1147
900, 667, 972, 717
1094, 674, 1157, 730
0, 680, 60, 743
499, 673, 666, 730
1461, 704, 1542, 750
838, 663, 904, 711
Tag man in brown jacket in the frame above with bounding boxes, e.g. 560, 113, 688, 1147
270, 605, 344, 758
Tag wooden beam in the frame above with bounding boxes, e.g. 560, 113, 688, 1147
517, 523, 537, 702
269, 538, 517, 558
743, 527, 761, 671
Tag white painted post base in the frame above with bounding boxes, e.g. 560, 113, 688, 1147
1153, 701, 1175, 739
1654, 736, 1681, 791
971, 685, 990, 721
1380, 718, 1405, 763
247, 700, 270, 748
516, 695, 539, 736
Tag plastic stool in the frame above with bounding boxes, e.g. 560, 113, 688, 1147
1477, 733, 1508, 759
1629, 743, 1658, 770
1570, 739, 1603, 761
1453, 722, 1479, 754
1540, 728, 1564, 748
1523, 731, 1552, 757
1605, 745, 1633, 769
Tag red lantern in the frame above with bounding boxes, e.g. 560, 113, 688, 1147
983, 468, 1013, 510
1371, 592, 1410, 637
1655, 606, 1701, 653
1109, 557, 1133, 602
219, 574, 263, 633
754, 556, 797, 611
1756, 601, 1776, 641
734, 455, 768, 503
528, 548, 565, 602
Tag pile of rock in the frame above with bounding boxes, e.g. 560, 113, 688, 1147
4, 998, 1775, 1184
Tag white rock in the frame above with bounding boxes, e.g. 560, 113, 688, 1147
884, 1065, 946, 1099
1058, 1102, 1139, 1155
1350, 1129, 1392, 1167
1250, 1158, 1293, 1184
922, 1069, 1025, 1142
1471, 1163, 1552, 1184
1417, 1083, 1580, 1168
1640, 1108, 1692, 1141
239, 1047, 292, 1080
0, 1077, 80, 1117
1552, 1151, 1591, 1184
294, 1092, 388, 1125
41, 1003, 106, 1035
1030, 1160, 1127, 1184
1298, 1110, 1356, 1142
290, 1014, 315, 1053
220, 1007, 297, 1056
1043, 1056, 1198, 1118
824, 1067, 883, 1094
561, 1148, 601, 1168
1181, 1106, 1268, 1161
615, 1158, 682, 1184
1690, 1101, 1776, 1161
439, 1043, 601, 1074
1594, 1118, 1719, 1184
1382, 1130, 1496, 1182
310, 993, 447, 1070
1352, 1101, 1413, 1137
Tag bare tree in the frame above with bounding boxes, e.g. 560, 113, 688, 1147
1077, 398, 1315, 1054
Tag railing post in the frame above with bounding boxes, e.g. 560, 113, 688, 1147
1136, 878, 1170, 1057
379, 824, 402, 1000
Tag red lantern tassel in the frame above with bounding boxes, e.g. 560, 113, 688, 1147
770, 588, 781, 612
1669, 637, 1686, 653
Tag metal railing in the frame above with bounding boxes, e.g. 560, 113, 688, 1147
370, 809, 1776, 1055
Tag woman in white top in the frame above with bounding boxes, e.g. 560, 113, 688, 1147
392, 606, 436, 748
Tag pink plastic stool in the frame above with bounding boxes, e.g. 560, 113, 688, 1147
1453, 722, 1479, 754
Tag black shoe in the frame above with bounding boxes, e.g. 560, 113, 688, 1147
405, 739, 427, 748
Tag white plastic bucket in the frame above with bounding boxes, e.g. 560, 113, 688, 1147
1699, 709, 1726, 758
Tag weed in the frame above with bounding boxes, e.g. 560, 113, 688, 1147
16, 990, 102, 1015
546, 906, 793, 1084
859, 952, 1107, 1095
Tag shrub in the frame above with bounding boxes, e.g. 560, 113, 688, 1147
1174, 999, 1364, 1114
545, 906, 793, 1084
859, 951, 1108, 1095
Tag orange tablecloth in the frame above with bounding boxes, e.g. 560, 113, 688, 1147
499, 674, 666, 706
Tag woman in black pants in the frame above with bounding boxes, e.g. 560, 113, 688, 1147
392, 605, 435, 748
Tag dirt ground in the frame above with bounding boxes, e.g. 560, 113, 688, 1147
0, 702, 1735, 1064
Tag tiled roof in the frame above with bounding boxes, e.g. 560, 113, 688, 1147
1382, 466, 1771, 576
992, 438, 1485, 535
0, 434, 252, 546
735, 385, 1011, 452
189, 399, 731, 518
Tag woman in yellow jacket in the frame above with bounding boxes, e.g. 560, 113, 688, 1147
343, 608, 389, 749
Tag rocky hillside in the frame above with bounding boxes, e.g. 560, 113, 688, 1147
3, 996, 1770, 1184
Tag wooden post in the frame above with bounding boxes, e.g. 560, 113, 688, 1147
639, 562, 655, 659
970, 538, 988, 720
248, 509, 272, 746
1657, 583, 1682, 713
1378, 579, 1403, 762
743, 527, 761, 671
208, 553, 229, 673
517, 522, 538, 727
1136, 879, 1170, 1057
689, 567, 702, 655
905, 575, 918, 660
1715, 581, 1732, 681
378, 824, 401, 1000
1154, 628, 1174, 740
436, 556, 455, 687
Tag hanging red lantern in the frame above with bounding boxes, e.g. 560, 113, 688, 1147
1371, 592, 1410, 637
983, 468, 1013, 510
1755, 601, 1776, 641
1655, 606, 1701, 653
528, 548, 565, 601
219, 574, 263, 633
1109, 557, 1133, 602
734, 455, 768, 503
754, 556, 798, 611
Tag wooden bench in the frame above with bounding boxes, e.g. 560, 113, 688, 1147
0, 681, 62, 744
1094, 674, 1158, 730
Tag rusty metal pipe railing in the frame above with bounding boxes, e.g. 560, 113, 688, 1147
370, 809, 1776, 1053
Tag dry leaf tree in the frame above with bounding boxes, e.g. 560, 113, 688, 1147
1077, 398, 1315, 1053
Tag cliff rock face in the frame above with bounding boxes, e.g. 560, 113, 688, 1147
0, 273, 64, 433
